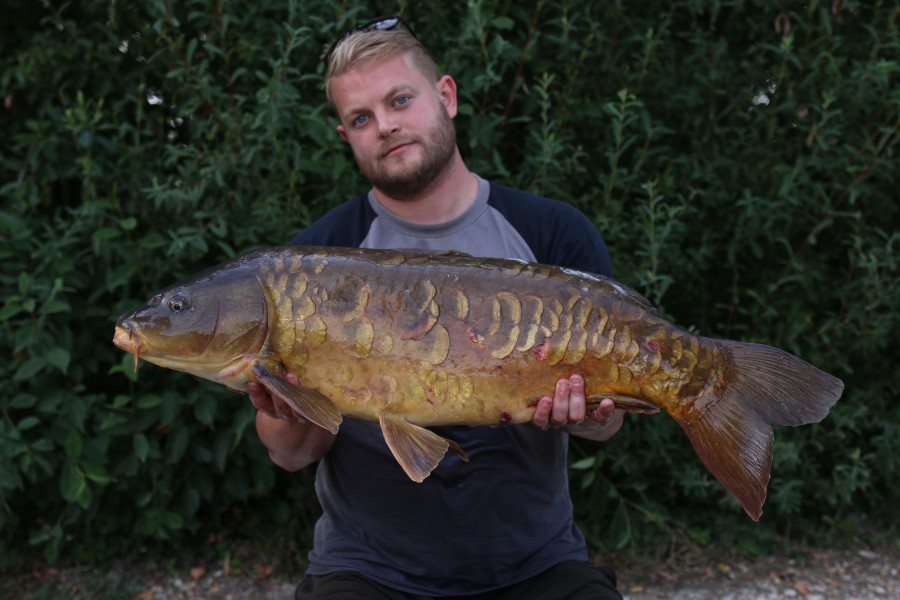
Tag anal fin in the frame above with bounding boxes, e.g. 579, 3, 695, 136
379, 413, 464, 482
446, 439, 469, 462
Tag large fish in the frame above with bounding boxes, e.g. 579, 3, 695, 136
113, 246, 843, 520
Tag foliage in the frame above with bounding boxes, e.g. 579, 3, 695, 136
1, 0, 897, 568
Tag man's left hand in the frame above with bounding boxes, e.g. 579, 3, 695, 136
531, 374, 624, 441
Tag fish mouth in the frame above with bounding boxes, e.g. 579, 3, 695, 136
113, 320, 143, 372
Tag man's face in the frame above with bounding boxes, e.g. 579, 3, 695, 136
331, 52, 458, 200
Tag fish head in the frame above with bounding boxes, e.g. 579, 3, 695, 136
113, 263, 268, 382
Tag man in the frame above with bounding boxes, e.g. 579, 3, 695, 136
249, 16, 625, 600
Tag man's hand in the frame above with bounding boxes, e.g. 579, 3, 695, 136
531, 374, 624, 441
248, 373, 306, 424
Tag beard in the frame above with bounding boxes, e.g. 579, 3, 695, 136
354, 105, 457, 200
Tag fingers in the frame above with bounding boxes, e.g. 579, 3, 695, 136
248, 381, 276, 416
531, 374, 587, 430
586, 397, 616, 425
566, 374, 586, 423
532, 396, 554, 430
530, 375, 626, 442
551, 375, 586, 426
586, 398, 626, 440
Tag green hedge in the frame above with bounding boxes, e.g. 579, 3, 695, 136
2, 0, 897, 567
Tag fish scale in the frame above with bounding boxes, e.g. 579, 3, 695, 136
113, 246, 843, 520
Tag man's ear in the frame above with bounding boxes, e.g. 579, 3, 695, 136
336, 124, 348, 142
436, 75, 458, 118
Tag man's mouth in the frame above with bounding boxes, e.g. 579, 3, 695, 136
383, 142, 415, 158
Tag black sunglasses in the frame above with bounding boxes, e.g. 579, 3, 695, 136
323, 15, 420, 67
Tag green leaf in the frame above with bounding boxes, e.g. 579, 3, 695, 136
18, 416, 40, 431
0, 464, 24, 490
99, 413, 129, 432
193, 396, 217, 426
213, 431, 231, 472
90, 227, 120, 243
65, 429, 83, 459
571, 456, 597, 470
40, 300, 70, 315
689, 527, 712, 545
108, 352, 139, 382
9, 394, 37, 409
47, 348, 71, 374
31, 438, 54, 453
134, 433, 149, 462
28, 526, 55, 546
66, 395, 87, 430
82, 461, 115, 485
0, 301, 24, 321
167, 428, 190, 464
13, 357, 45, 381
75, 479, 93, 509
18, 272, 30, 295
60, 461, 87, 503
580, 471, 596, 490
163, 510, 184, 531
137, 394, 162, 409
491, 16, 515, 30
609, 504, 633, 551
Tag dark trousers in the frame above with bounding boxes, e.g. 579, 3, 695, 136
295, 560, 623, 600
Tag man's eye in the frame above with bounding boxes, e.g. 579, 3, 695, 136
395, 96, 410, 106
353, 115, 368, 126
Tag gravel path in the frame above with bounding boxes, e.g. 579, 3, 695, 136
619, 546, 899, 600
4, 545, 897, 599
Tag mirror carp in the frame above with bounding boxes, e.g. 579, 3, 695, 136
113, 246, 843, 520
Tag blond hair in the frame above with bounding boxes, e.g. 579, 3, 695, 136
324, 27, 441, 104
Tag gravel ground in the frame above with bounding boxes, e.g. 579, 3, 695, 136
4, 544, 897, 599
618, 546, 899, 600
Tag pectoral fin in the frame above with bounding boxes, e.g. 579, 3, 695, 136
378, 413, 466, 482
252, 362, 342, 434
588, 393, 660, 415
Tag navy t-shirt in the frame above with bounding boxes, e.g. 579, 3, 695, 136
289, 176, 613, 595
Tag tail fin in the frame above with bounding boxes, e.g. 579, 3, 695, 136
679, 341, 843, 520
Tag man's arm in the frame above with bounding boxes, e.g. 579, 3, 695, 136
531, 374, 624, 441
249, 375, 337, 471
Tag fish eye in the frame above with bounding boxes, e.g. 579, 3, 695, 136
168, 293, 190, 313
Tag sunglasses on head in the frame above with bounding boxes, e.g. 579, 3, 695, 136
323, 15, 420, 67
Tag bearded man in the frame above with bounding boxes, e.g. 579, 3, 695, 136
249, 15, 625, 600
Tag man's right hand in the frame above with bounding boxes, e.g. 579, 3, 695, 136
248, 373, 307, 424
249, 373, 337, 471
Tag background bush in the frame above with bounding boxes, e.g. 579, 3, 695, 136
1, 0, 897, 569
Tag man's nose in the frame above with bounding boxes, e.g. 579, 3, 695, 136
376, 111, 400, 136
